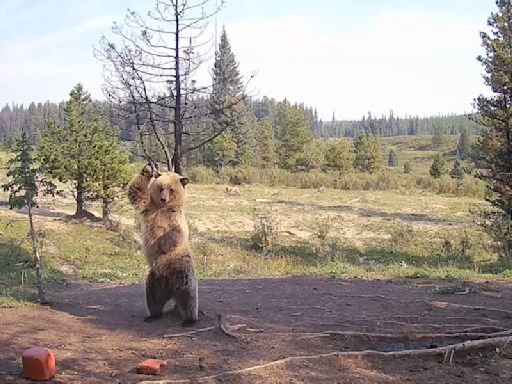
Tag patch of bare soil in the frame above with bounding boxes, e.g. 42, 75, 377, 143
1, 277, 512, 383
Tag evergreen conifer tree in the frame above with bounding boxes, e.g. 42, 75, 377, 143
432, 126, 444, 148
276, 102, 314, 170
2, 132, 56, 303
39, 84, 128, 220
254, 117, 276, 168
473, 0, 512, 258
403, 161, 412, 174
429, 153, 447, 178
210, 27, 253, 165
325, 138, 354, 173
387, 149, 398, 167
86, 123, 130, 225
354, 134, 383, 173
209, 131, 237, 170
450, 159, 465, 190
457, 127, 470, 160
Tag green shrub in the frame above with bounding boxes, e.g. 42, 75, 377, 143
220, 167, 260, 185
185, 165, 485, 198
251, 207, 280, 255
187, 166, 218, 184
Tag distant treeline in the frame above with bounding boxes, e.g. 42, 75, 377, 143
315, 112, 483, 138
0, 97, 481, 147
250, 98, 482, 137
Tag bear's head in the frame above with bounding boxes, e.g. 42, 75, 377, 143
149, 172, 190, 209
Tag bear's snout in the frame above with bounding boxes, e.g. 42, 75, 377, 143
160, 188, 170, 203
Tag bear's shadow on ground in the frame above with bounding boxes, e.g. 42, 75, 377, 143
47, 282, 200, 337
46, 276, 512, 341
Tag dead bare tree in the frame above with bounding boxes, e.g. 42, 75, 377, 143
96, 0, 251, 174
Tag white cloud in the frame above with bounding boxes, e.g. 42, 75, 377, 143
73, 16, 114, 34
0, 12, 117, 106
226, 10, 485, 119
0, 0, 26, 19
0, 5, 489, 120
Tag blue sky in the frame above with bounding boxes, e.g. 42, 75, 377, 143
0, 0, 496, 119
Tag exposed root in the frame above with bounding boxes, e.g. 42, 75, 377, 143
313, 294, 512, 317
337, 293, 425, 303
430, 301, 512, 315
288, 305, 333, 313
137, 335, 512, 384
389, 315, 501, 323
297, 318, 507, 334
162, 314, 246, 339
217, 314, 242, 339
297, 328, 512, 341
162, 325, 215, 338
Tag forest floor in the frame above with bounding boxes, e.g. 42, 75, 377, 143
1, 276, 512, 383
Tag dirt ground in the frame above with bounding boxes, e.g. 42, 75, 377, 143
1, 276, 512, 384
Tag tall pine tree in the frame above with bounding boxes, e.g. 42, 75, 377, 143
254, 117, 277, 168
39, 84, 97, 217
353, 134, 383, 173
210, 27, 253, 166
86, 123, 130, 226
207, 131, 237, 170
325, 138, 354, 173
474, 0, 512, 258
457, 127, 470, 160
276, 101, 314, 170
430, 153, 447, 179
450, 159, 465, 190
39, 84, 128, 220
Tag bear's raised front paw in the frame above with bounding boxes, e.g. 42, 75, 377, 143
141, 162, 160, 179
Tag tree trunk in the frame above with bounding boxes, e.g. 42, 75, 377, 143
76, 187, 85, 217
102, 197, 113, 228
173, 4, 183, 175
76, 173, 86, 217
102, 180, 110, 223
28, 202, 46, 303
200, 144, 206, 166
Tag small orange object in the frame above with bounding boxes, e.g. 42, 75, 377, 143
22, 347, 56, 381
136, 359, 167, 375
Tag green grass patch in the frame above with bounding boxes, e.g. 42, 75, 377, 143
0, 215, 146, 287
0, 287, 36, 308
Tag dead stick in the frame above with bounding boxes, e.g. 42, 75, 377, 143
217, 314, 239, 339
298, 328, 512, 340
162, 314, 246, 339
163, 326, 215, 338
137, 335, 512, 384
430, 301, 512, 315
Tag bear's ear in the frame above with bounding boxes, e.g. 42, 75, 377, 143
180, 177, 190, 187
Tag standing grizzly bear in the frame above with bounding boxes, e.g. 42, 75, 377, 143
128, 163, 198, 326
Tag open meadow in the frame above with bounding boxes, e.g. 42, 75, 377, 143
0, 136, 512, 383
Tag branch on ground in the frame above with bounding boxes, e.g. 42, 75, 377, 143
137, 335, 512, 384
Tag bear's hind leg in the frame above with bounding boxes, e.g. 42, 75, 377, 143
144, 270, 173, 322
174, 278, 198, 327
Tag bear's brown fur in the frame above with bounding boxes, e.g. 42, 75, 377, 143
128, 163, 198, 326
